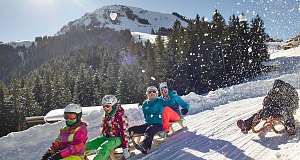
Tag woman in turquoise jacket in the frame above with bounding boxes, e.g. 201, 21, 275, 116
128, 86, 164, 154
159, 82, 190, 132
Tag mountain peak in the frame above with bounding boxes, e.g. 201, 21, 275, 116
56, 5, 188, 36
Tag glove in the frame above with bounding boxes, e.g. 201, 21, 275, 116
181, 108, 188, 115
123, 148, 130, 159
48, 152, 63, 160
41, 152, 51, 160
167, 78, 175, 91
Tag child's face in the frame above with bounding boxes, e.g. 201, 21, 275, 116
160, 87, 168, 96
64, 113, 77, 122
103, 104, 113, 113
147, 90, 157, 100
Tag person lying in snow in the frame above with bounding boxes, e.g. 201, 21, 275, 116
41, 104, 88, 160
237, 79, 299, 136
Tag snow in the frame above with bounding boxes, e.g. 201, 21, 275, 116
3, 40, 35, 48
0, 46, 300, 159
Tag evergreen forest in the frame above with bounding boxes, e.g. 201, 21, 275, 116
0, 10, 269, 137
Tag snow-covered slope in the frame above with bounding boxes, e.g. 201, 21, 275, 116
57, 5, 188, 36
0, 47, 300, 159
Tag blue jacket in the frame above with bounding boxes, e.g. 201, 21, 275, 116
142, 98, 164, 125
160, 90, 190, 118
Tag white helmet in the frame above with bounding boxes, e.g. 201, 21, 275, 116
64, 103, 82, 114
159, 82, 168, 91
102, 95, 118, 107
146, 86, 158, 98
64, 103, 82, 123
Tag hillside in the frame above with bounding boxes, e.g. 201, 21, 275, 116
0, 45, 299, 159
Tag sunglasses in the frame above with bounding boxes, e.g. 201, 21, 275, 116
148, 90, 157, 94
103, 104, 111, 109
64, 113, 76, 120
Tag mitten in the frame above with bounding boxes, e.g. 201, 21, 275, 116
41, 152, 51, 160
123, 147, 130, 159
48, 152, 62, 160
181, 108, 188, 115
167, 78, 175, 91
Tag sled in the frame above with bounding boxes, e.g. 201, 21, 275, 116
251, 110, 297, 134
86, 147, 135, 160
251, 114, 286, 134
131, 119, 186, 144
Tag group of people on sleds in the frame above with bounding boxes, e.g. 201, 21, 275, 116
41, 79, 299, 160
41, 80, 190, 160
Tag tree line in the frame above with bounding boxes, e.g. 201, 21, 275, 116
0, 10, 269, 137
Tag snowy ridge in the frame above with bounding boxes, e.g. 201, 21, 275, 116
57, 5, 188, 36
0, 46, 300, 159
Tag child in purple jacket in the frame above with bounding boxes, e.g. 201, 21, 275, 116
41, 104, 88, 160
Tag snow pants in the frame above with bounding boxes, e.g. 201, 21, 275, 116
86, 136, 121, 160
243, 106, 295, 131
162, 107, 180, 131
128, 124, 162, 149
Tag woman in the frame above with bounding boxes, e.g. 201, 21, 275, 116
159, 82, 190, 132
41, 103, 88, 160
128, 86, 164, 154
85, 95, 130, 160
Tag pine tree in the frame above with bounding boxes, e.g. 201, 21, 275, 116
249, 14, 269, 77
144, 40, 157, 86
210, 9, 227, 88
9, 74, 23, 131
238, 13, 251, 80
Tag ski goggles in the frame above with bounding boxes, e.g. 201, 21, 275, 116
147, 90, 157, 94
64, 113, 76, 120
160, 87, 168, 93
102, 104, 111, 109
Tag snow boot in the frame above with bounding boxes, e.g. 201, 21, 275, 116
286, 126, 296, 136
156, 131, 167, 138
237, 120, 249, 134
134, 143, 149, 154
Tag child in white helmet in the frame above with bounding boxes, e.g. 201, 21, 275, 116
85, 95, 130, 160
41, 103, 88, 160
128, 86, 165, 154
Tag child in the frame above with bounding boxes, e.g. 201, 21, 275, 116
85, 95, 130, 160
128, 86, 164, 154
41, 104, 88, 160
237, 79, 299, 135
159, 81, 190, 132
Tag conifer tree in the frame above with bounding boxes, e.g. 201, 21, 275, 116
249, 14, 269, 76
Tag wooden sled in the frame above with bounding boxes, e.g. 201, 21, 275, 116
251, 114, 286, 134
131, 119, 186, 144
88, 120, 187, 159
251, 110, 297, 134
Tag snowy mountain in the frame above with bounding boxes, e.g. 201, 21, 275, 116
0, 45, 299, 159
56, 5, 188, 36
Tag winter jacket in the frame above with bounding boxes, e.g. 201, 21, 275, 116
160, 90, 190, 118
142, 98, 164, 125
263, 80, 299, 112
101, 105, 129, 149
48, 121, 88, 158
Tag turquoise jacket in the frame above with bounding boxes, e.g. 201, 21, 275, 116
160, 90, 190, 118
142, 98, 164, 125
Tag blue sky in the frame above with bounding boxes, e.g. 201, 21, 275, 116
0, 0, 299, 42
